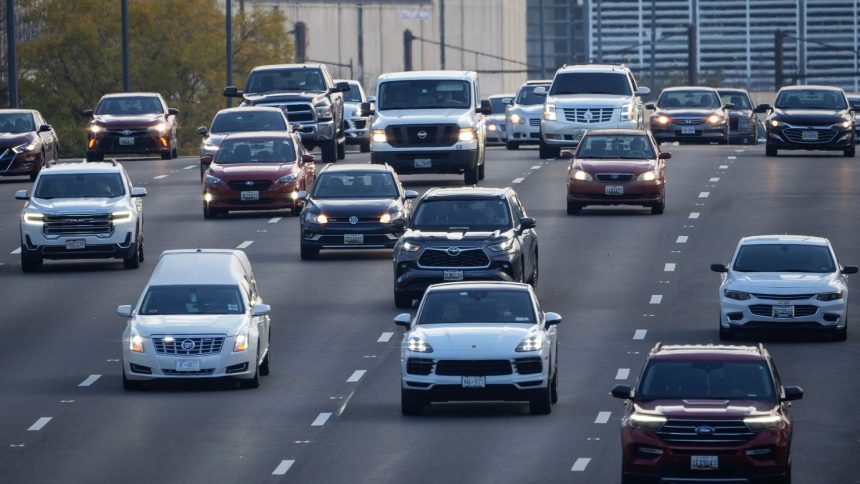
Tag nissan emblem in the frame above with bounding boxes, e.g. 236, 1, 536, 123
417, 130, 428, 140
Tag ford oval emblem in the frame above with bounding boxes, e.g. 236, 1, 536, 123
181, 339, 195, 351
417, 130, 428, 140
694, 425, 716, 436
446, 247, 461, 256
349, 215, 359, 225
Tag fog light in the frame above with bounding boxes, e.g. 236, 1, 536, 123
637, 446, 664, 456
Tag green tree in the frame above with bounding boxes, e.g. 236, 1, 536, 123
18, 0, 292, 157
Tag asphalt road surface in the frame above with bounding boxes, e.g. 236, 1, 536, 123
0, 143, 857, 483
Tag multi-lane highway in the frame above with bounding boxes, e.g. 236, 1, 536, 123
0, 144, 857, 483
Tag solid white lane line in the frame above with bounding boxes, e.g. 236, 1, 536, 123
719, 164, 729, 169
571, 458, 591, 472
236, 240, 253, 249
27, 417, 52, 431
346, 370, 366, 383
377, 332, 394, 343
676, 235, 688, 243
709, 177, 720, 182
78, 374, 101, 387
183, 164, 197, 170
595, 411, 612, 424
153, 174, 169, 180
689, 212, 700, 219
272, 460, 295, 475
650, 295, 663, 304
11, 247, 21, 255
664, 263, 676, 272
698, 192, 710, 198
512, 177, 525, 184
268, 217, 282, 224
615, 368, 630, 380
633, 329, 647, 340
311, 412, 332, 427
530, 165, 542, 169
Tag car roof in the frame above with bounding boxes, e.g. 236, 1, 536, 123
215, 106, 284, 115
661, 86, 720, 93
422, 186, 510, 200
779, 84, 845, 92
584, 128, 649, 136
320, 163, 392, 173
100, 92, 161, 99
221, 131, 295, 141
149, 249, 251, 286
0, 109, 36, 115
650, 343, 767, 361
377, 70, 477, 81
489, 94, 515, 99
426, 281, 532, 293
738, 235, 830, 246
557, 64, 629, 74
41, 161, 123, 174
524, 80, 551, 85
251, 63, 325, 71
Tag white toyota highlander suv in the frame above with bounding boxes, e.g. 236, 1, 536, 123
536, 64, 650, 159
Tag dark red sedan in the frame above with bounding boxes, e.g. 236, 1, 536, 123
203, 132, 315, 219
84, 92, 179, 161
0, 109, 59, 180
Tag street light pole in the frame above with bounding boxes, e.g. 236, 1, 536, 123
6, 0, 18, 107
226, 0, 233, 107
121, 0, 130, 92
650, 0, 656, 92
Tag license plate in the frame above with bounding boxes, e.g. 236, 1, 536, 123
691, 455, 718, 471
443, 270, 464, 281
461, 376, 486, 388
119, 137, 135, 145
681, 126, 696, 135
605, 185, 624, 195
240, 191, 259, 201
772, 305, 795, 318
414, 158, 432, 168
802, 130, 819, 141
65, 239, 86, 250
175, 359, 201, 371
344, 234, 364, 245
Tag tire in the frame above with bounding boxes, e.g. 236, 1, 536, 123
506, 140, 519, 150
832, 322, 847, 342
86, 151, 104, 162
203, 205, 214, 219
321, 138, 337, 163
529, 253, 539, 288
122, 370, 143, 391
240, 350, 261, 389
172, 147, 178, 159
161, 150, 171, 160
464, 164, 478, 185
651, 195, 665, 215
529, 385, 552, 415
200, 165, 206, 182
123, 242, 141, 269
359, 140, 371, 153
550, 364, 558, 404
30, 152, 43, 181
259, 350, 271, 376
566, 200, 581, 215
766, 144, 778, 157
539, 140, 558, 159
300, 244, 318, 260
748, 135, 758, 145
401, 388, 424, 416
336, 139, 346, 160
719, 314, 735, 341
20, 249, 42, 272
477, 161, 485, 181
394, 290, 413, 309
844, 147, 855, 158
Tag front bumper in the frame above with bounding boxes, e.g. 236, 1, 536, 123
651, 122, 728, 143
568, 179, 664, 206
295, 119, 336, 145
88, 132, 170, 155
21, 222, 138, 260
766, 125, 853, 151
541, 118, 638, 146
371, 148, 479, 175
486, 124, 507, 144
0, 149, 40, 176
507, 118, 542, 144
123, 335, 258, 381
719, 294, 846, 332
301, 221, 403, 250
394, 253, 521, 296
204, 183, 300, 212
344, 117, 371, 144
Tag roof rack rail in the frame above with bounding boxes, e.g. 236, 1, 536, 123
650, 342, 663, 354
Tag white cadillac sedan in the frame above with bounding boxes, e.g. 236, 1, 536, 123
712, 235, 857, 341
395, 281, 561, 415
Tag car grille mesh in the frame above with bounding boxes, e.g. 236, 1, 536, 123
749, 304, 818, 317
435, 359, 513, 376
514, 357, 543, 374
385, 124, 459, 148
418, 248, 490, 268
228, 180, 272, 191
43, 214, 112, 236
162, 368, 216, 375
750, 293, 814, 300
656, 419, 756, 445
529, 118, 541, 127
562, 108, 613, 123
783, 127, 838, 143
406, 358, 434, 375
152, 336, 225, 355
595, 173, 635, 182
279, 103, 315, 123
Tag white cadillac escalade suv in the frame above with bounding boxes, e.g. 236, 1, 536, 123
536, 64, 650, 159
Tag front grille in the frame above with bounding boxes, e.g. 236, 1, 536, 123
514, 357, 543, 375
162, 368, 216, 375
152, 336, 225, 355
674, 118, 705, 125
105, 128, 148, 136
562, 108, 614, 124
729, 117, 739, 130
280, 103, 315, 123
417, 248, 491, 268
529, 118, 541, 127
595, 173, 634, 182
749, 304, 818, 317
385, 124, 459, 147
783, 127, 838, 143
0, 148, 15, 172
393, 151, 451, 160
406, 358, 434, 375
352, 119, 367, 129
751, 293, 814, 300
656, 419, 756, 445
43, 214, 112, 236
228, 180, 272, 191
323, 216, 380, 223
435, 359, 513, 376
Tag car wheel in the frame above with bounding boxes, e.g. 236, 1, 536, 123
20, 248, 42, 272
719, 315, 735, 341
566, 200, 581, 215
401, 388, 424, 416
538, 140, 558, 159
748, 134, 758, 145
259, 350, 271, 376
86, 151, 104, 162
464, 164, 478, 185
321, 138, 337, 163
529, 253, 539, 288
621, 471, 644, 484
506, 140, 519, 150
123, 242, 140, 269
240, 349, 261, 389
30, 152, 44, 181
550, 364, 558, 404
844, 146, 855, 158
651, 196, 665, 215
172, 147, 178, 159
300, 244, 318, 260
200, 165, 206, 182
766, 144, 778, 157
203, 205, 213, 219
359, 140, 371, 153
394, 290, 413, 309
137, 234, 145, 262
336, 139, 346, 160
832, 321, 847, 342
122, 370, 143, 391
529, 384, 552, 415
160, 150, 171, 160
478, 161, 485, 181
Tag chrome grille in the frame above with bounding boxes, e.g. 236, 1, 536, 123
529, 118, 541, 127
228, 180, 272, 191
152, 336, 225, 355
595, 173, 634, 182
562, 108, 614, 124
751, 293, 814, 300
105, 128, 148, 136
749, 304, 818, 317
417, 248, 490, 268
435, 359, 513, 376
514, 357, 543, 375
656, 419, 756, 445
783, 127, 838, 143
43, 213, 112, 236
674, 118, 705, 125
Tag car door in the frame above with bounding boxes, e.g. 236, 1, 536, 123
296, 138, 315, 190
510, 194, 536, 278
247, 276, 269, 357
32, 112, 53, 161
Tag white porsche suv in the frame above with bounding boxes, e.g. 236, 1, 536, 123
711, 235, 857, 341
395, 281, 561, 415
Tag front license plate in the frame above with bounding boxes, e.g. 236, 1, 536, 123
802, 130, 819, 141
461, 376, 486, 388
691, 455, 718, 471
414, 158, 432, 168
443, 270, 464, 281
65, 239, 86, 250
240, 191, 259, 201
681, 126, 696, 135
344, 234, 364, 244
118, 136, 135, 145
605, 185, 624, 195
772, 305, 795, 318
175, 359, 201, 371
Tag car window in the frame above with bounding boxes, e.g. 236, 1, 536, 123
34, 173, 125, 199
550, 72, 632, 96
516, 85, 548, 105
718, 92, 752, 109
0, 112, 35, 133
215, 139, 296, 164
576, 135, 655, 159
658, 91, 721, 108
775, 89, 847, 109
246, 69, 326, 93
312, 172, 398, 198
411, 198, 511, 231
95, 96, 164, 115
211, 111, 288, 133
377, 80, 471, 110
343, 85, 363, 103
510, 195, 525, 226
638, 361, 776, 401
489, 98, 510, 114
733, 244, 836, 273
140, 285, 245, 315
418, 289, 535, 325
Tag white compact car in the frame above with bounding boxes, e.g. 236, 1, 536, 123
712, 235, 857, 341
118, 249, 271, 389
395, 281, 561, 415
505, 80, 550, 150
336, 79, 373, 153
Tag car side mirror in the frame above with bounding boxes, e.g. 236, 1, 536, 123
394, 313, 412, 328
358, 102, 375, 117
335, 81, 351, 93
296, 191, 308, 200
479, 99, 492, 115
842, 265, 859, 275
252, 304, 271, 317
366, 95, 376, 103
131, 187, 147, 198
560, 149, 575, 159
302, 154, 315, 164
290, 122, 304, 132
782, 385, 803, 401
83, 109, 94, 117
38, 124, 52, 133
533, 86, 547, 96
710, 263, 728, 273
197, 126, 208, 136
754, 103, 771, 113
167, 107, 179, 116
645, 103, 656, 110
200, 155, 213, 167
519, 217, 536, 232
635, 86, 651, 97
15, 189, 29, 200
658, 152, 671, 160
544, 311, 561, 327
223, 86, 243, 98
723, 103, 735, 110
404, 189, 419, 200
611, 384, 632, 399
117, 305, 133, 317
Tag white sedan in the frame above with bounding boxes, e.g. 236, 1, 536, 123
395, 281, 561, 415
711, 235, 857, 341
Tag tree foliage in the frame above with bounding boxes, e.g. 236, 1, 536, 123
17, 0, 293, 156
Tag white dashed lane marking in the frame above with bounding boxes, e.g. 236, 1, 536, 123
719, 165, 729, 169
236, 241, 253, 249
78, 375, 101, 387
698, 192, 710, 198
311, 412, 332, 427
664, 263, 676, 272
728, 156, 737, 160
377, 332, 394, 343
709, 177, 720, 182
512, 177, 525, 184
649, 295, 663, 304
183, 164, 197, 170
268, 217, 282, 224
615, 368, 630, 380
595, 411, 612, 424
571, 458, 592, 472
272, 460, 295, 475
530, 165, 542, 170
27, 417, 52, 431
689, 212, 700, 219
676, 236, 688, 244
346, 370, 366, 383
11, 247, 21, 255
153, 174, 169, 180
633, 329, 647, 340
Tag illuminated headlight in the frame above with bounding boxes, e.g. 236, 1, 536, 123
488, 238, 516, 252
543, 104, 557, 121
233, 331, 249, 352
841, 120, 853, 129
572, 169, 592, 181
708, 114, 725, 125
380, 211, 403, 223
401, 241, 421, 253
655, 115, 670, 125
24, 212, 44, 225
458, 128, 476, 142
203, 192, 213, 202
620, 103, 633, 121
304, 212, 328, 224
628, 413, 666, 431
277, 174, 298, 184
509, 113, 523, 124
111, 210, 133, 223
371, 129, 387, 143
89, 125, 102, 134
129, 329, 144, 353
724, 289, 751, 301
769, 119, 784, 128
406, 336, 433, 353
515, 335, 543, 352
12, 141, 37, 154
150, 122, 168, 134
744, 415, 784, 432
488, 124, 497, 131
205, 174, 224, 185
817, 291, 843, 301
637, 170, 658, 181
315, 104, 333, 120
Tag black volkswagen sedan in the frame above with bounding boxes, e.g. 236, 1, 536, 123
299, 163, 417, 260
718, 88, 758, 145
757, 85, 855, 157
647, 87, 730, 144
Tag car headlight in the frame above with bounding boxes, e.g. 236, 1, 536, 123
769, 119, 784, 128
205, 174, 224, 185
315, 104, 333, 120
628, 413, 667, 431
655, 115, 670, 125
509, 113, 523, 124
11, 141, 37, 154
515, 335, 543, 352
488, 238, 516, 253
401, 241, 421, 253
488, 124, 497, 131
620, 103, 633, 121
89, 125, 102, 134
708, 114, 725, 125
544, 104, 557, 121
379, 211, 403, 224
458, 127, 476, 142
150, 122, 168, 134
371, 129, 387, 143
724, 289, 751, 301
129, 329, 144, 353
234, 331, 249, 352
202, 142, 220, 154
841, 120, 853, 129
637, 170, 658, 181
23, 212, 44, 225
406, 336, 433, 353
304, 212, 328, 224
571, 169, 592, 181
817, 291, 843, 301
112, 210, 133, 222
277, 174, 298, 184
744, 415, 784, 432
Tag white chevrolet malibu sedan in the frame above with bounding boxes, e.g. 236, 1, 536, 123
118, 249, 271, 389
395, 281, 561, 415
712, 235, 857, 341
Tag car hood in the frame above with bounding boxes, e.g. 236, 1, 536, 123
344, 102, 366, 119
412, 323, 532, 353
486, 114, 506, 123
772, 109, 847, 124
727, 271, 840, 291
308, 198, 398, 216
657, 108, 720, 118
242, 91, 325, 105
92, 114, 164, 128
133, 314, 247, 337
547, 94, 631, 107
210, 163, 295, 179
575, 159, 655, 174
28, 197, 123, 212
403, 229, 508, 245
0, 132, 34, 147
634, 400, 777, 417
374, 109, 473, 127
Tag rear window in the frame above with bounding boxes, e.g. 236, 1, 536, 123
34, 173, 125, 199
140, 285, 245, 315
211, 111, 287, 133
638, 360, 776, 401
418, 289, 535, 325
733, 244, 836, 273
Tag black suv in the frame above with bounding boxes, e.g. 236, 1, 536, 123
392, 187, 538, 308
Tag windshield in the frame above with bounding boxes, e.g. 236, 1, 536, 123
719, 91, 752, 109
95, 96, 163, 115
211, 111, 287, 134
34, 173, 125, 199
577, 135, 655, 159
378, 80, 471, 110
246, 68, 325, 93
733, 244, 836, 273
343, 85, 362, 102
549, 73, 632, 96
638, 361, 776, 401
658, 90, 721, 109
489, 97, 511, 114
418, 289, 535, 325
0, 113, 35, 133
215, 138, 296, 164
775, 89, 847, 110
140, 285, 245, 315
516, 85, 549, 105
411, 198, 511, 231
312, 172, 398, 198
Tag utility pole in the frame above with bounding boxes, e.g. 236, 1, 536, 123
538, 0, 545, 78
121, 0, 130, 92
357, 5, 364, 85
439, 0, 446, 69
650, 0, 656, 92
774, 29, 784, 91
797, 0, 805, 85
687, 24, 697, 85
226, 0, 233, 107
596, 0, 603, 62
294, 22, 307, 63
6, 0, 18, 108
403, 29, 414, 71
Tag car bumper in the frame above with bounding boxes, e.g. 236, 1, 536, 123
371, 148, 479, 175
0, 150, 41, 176
301, 222, 403, 249
766, 128, 853, 151
344, 117, 371, 143
295, 120, 336, 144
89, 133, 171, 154
486, 126, 507, 144
507, 120, 542, 144
541, 119, 638, 146
204, 184, 300, 211
651, 124, 728, 143
719, 295, 847, 331
21, 224, 138, 260
123, 340, 258, 381
567, 180, 664, 206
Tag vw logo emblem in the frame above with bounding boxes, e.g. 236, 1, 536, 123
181, 339, 195, 351
694, 426, 716, 436
348, 216, 359, 225
446, 247, 461, 256
121, 129, 132, 136
584, 110, 594, 122
417, 130, 428, 140
245, 180, 255, 186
